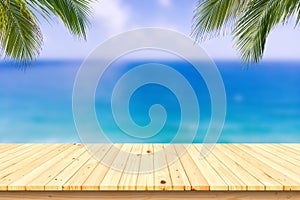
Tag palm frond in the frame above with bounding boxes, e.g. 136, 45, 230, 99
295, 2, 300, 25
233, 0, 280, 63
192, 0, 250, 41
27, 0, 93, 39
233, 0, 300, 63
193, 0, 300, 64
0, 0, 93, 65
0, 0, 42, 63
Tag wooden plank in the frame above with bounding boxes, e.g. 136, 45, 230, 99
0, 144, 47, 171
194, 144, 247, 191
45, 146, 95, 191
226, 145, 289, 190
173, 144, 209, 190
136, 144, 154, 191
63, 144, 113, 191
257, 144, 300, 167
164, 144, 191, 190
100, 144, 133, 190
283, 144, 300, 151
209, 144, 265, 191
81, 144, 122, 190
187, 145, 227, 191
118, 144, 143, 190
0, 144, 299, 192
0, 144, 66, 191
2, 191, 300, 200
153, 144, 172, 191
17, 144, 85, 191
0, 145, 37, 168
1, 191, 300, 200
277, 144, 300, 156
237, 144, 300, 190
8, 144, 83, 191
240, 145, 300, 180
218, 145, 283, 191
0, 144, 24, 156
0, 144, 17, 151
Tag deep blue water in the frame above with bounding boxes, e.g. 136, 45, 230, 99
0, 60, 299, 143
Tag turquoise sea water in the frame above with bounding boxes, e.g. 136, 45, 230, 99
0, 60, 299, 143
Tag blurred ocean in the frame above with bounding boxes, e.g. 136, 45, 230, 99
0, 60, 299, 143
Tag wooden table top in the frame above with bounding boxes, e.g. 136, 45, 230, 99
0, 144, 299, 191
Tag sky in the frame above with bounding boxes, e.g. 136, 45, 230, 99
39, 0, 300, 60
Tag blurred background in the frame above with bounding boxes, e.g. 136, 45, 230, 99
0, 0, 299, 143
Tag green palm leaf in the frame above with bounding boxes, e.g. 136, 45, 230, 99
28, 0, 92, 39
0, 0, 93, 64
193, 0, 300, 64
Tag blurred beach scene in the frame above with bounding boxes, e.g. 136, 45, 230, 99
0, 0, 300, 144
0, 60, 299, 143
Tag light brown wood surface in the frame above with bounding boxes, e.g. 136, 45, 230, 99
0, 144, 299, 191
0, 191, 300, 200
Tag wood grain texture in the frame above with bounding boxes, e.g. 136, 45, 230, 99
0, 191, 300, 200
0, 144, 299, 191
